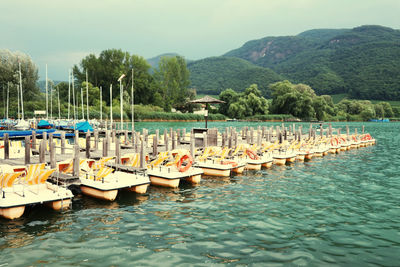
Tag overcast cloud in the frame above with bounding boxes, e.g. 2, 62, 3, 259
1, 0, 399, 80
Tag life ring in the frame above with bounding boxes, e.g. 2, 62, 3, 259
221, 160, 238, 167
246, 149, 259, 160
331, 137, 339, 146
177, 154, 193, 172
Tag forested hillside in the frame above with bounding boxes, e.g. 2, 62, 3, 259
222, 25, 400, 100
187, 57, 282, 97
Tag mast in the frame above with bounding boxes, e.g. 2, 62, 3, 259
86, 69, 89, 120
58, 87, 61, 121
68, 69, 71, 120
110, 84, 113, 127
46, 64, 48, 120
19, 63, 24, 120
72, 69, 76, 122
17, 84, 20, 119
131, 69, 134, 131
50, 83, 53, 119
6, 82, 9, 119
100, 86, 102, 122
81, 87, 84, 120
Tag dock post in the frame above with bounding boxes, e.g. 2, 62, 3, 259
203, 132, 208, 148
171, 131, 175, 150
222, 132, 226, 148
102, 137, 108, 157
177, 129, 181, 145
86, 132, 91, 159
50, 141, 56, 169
39, 140, 45, 163
94, 129, 99, 150
346, 125, 349, 136
362, 125, 365, 134
115, 137, 120, 164
355, 128, 358, 136
25, 136, 30, 165
190, 135, 195, 158
329, 123, 332, 137
131, 130, 136, 147
164, 130, 169, 152
61, 132, 66, 154
106, 129, 110, 153
73, 143, 79, 176
124, 130, 128, 145
153, 135, 158, 156
32, 130, 37, 150
320, 124, 323, 138
112, 124, 116, 143
43, 132, 48, 152
4, 133, 9, 159
257, 130, 262, 148
155, 129, 159, 145
49, 133, 53, 147
182, 128, 186, 142
140, 137, 145, 169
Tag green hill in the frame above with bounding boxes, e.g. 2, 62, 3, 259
224, 25, 400, 100
187, 56, 282, 97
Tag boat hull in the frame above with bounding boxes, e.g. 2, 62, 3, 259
80, 185, 118, 201
0, 205, 25, 220
125, 184, 149, 194
45, 198, 72, 211
149, 176, 180, 188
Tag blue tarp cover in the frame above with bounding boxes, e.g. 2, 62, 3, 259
0, 129, 56, 138
37, 120, 53, 128
75, 121, 93, 132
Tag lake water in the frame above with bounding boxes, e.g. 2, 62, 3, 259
1, 122, 399, 266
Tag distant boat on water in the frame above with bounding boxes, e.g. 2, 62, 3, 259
369, 118, 390, 122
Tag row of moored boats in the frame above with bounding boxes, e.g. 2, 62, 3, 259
0, 133, 375, 220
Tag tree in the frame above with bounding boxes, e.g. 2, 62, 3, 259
73, 49, 155, 105
0, 49, 40, 101
154, 55, 191, 111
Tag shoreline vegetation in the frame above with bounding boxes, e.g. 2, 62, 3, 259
1, 49, 399, 124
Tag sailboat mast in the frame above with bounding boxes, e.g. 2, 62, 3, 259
81, 87, 84, 120
46, 64, 48, 120
68, 69, 71, 120
50, 83, 53, 119
110, 84, 113, 127
17, 84, 20, 119
131, 69, 135, 132
86, 70, 89, 120
19, 63, 24, 120
100, 86, 102, 122
72, 69, 76, 121
58, 87, 61, 120
6, 82, 9, 119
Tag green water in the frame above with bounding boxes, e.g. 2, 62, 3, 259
1, 122, 399, 266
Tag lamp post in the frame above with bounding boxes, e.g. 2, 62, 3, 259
117, 74, 126, 130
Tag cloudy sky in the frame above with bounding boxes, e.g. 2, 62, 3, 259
1, 0, 399, 80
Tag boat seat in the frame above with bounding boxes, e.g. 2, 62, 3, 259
25, 163, 46, 184
86, 166, 114, 181
35, 169, 56, 184
0, 172, 24, 188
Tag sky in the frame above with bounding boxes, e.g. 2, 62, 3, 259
1, 0, 399, 80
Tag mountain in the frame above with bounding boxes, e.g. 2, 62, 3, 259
223, 25, 400, 100
147, 53, 193, 70
187, 56, 282, 97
